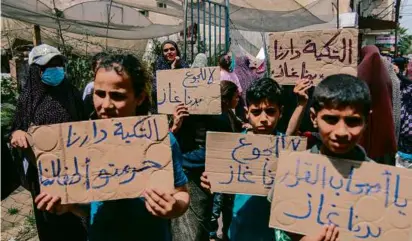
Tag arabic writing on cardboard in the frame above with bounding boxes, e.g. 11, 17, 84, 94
27, 115, 174, 204
269, 28, 358, 85
270, 152, 412, 241
205, 132, 307, 196
156, 67, 221, 114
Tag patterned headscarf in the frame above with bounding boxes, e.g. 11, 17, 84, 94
11, 64, 85, 133
399, 74, 412, 153
383, 57, 402, 143
234, 56, 265, 101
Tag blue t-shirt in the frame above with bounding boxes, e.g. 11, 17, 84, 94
228, 131, 283, 241
229, 194, 274, 241
89, 133, 188, 241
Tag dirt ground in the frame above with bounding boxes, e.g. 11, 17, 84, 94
1, 187, 225, 241
1, 187, 39, 241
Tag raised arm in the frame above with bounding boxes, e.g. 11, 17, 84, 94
286, 79, 312, 136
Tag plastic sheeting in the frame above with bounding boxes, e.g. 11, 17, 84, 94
1, 18, 148, 55
1, 0, 185, 40
1, 0, 336, 40
215, 0, 336, 32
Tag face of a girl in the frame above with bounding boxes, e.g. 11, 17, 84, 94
163, 43, 177, 62
93, 68, 142, 119
230, 91, 240, 109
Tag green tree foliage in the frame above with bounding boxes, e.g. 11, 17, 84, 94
66, 54, 94, 90
1, 76, 19, 138
395, 26, 412, 54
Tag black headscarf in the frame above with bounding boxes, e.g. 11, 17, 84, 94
155, 40, 189, 71
11, 64, 86, 133
151, 40, 189, 113
9, 64, 88, 241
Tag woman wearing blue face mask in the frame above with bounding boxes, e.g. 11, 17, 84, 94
10, 44, 87, 241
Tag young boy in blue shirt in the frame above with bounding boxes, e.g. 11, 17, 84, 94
202, 77, 339, 241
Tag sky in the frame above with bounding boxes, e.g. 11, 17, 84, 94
400, 0, 412, 34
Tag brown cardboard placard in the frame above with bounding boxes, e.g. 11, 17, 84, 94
156, 67, 221, 114
270, 151, 412, 241
27, 115, 174, 204
205, 132, 307, 196
268, 28, 358, 85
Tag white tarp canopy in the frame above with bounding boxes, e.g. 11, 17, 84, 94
1, 18, 149, 55
1, 0, 185, 40
1, 0, 336, 40
218, 0, 336, 32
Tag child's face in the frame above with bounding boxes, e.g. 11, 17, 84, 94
247, 99, 282, 135
93, 68, 143, 119
230, 91, 240, 109
311, 106, 367, 155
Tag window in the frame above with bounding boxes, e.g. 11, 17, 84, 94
139, 10, 149, 17
157, 2, 167, 8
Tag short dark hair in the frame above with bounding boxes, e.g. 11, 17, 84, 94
312, 74, 371, 116
246, 77, 283, 107
92, 52, 108, 71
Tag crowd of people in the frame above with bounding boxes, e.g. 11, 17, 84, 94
2, 40, 412, 241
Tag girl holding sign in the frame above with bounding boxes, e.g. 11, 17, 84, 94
35, 54, 190, 241
151, 40, 190, 114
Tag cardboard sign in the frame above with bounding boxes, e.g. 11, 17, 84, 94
268, 28, 358, 85
270, 152, 412, 241
205, 132, 307, 196
156, 67, 221, 114
27, 115, 174, 204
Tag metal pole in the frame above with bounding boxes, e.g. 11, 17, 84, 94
203, 1, 206, 55
394, 0, 401, 55
209, 2, 212, 63
197, 0, 200, 53
214, 5, 217, 65
183, 0, 188, 61
219, 6, 222, 56
191, 0, 194, 62
225, 0, 230, 52
336, 0, 340, 29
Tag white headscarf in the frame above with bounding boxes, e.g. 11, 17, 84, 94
191, 53, 208, 68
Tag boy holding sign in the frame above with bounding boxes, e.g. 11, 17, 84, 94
268, 74, 375, 240
202, 77, 339, 241
34, 54, 190, 241
272, 74, 374, 240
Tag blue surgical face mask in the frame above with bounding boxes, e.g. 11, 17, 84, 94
229, 53, 236, 72
41, 67, 65, 86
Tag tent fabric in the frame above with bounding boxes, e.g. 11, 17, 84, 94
1, 18, 148, 55
1, 0, 185, 40
1, 0, 336, 40
220, 0, 335, 32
